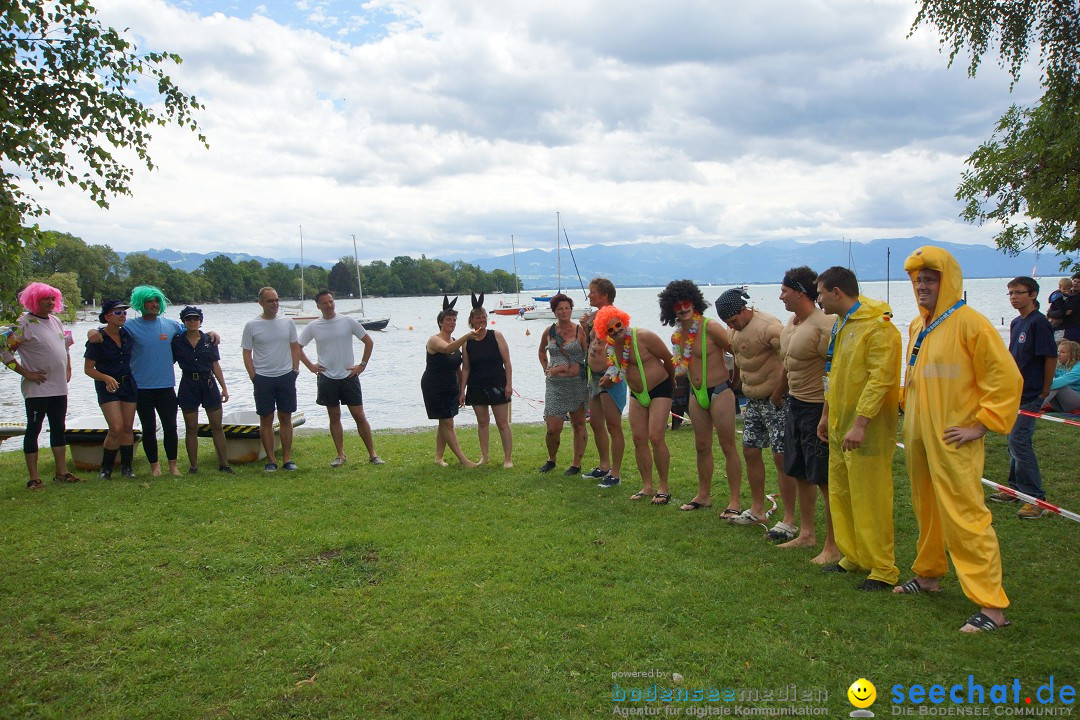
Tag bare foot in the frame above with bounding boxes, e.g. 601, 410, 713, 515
479, 457, 490, 465
169, 468, 182, 477
778, 536, 817, 550
503, 461, 514, 468
810, 549, 842, 565
460, 458, 478, 468
435, 458, 449, 467
150, 463, 162, 477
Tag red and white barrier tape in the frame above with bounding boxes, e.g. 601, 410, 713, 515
896, 441, 1079, 523
1019, 408, 1080, 429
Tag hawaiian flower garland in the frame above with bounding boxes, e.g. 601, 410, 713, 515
605, 335, 630, 383
670, 315, 702, 376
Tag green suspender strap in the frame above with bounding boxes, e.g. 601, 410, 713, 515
631, 327, 652, 408
688, 317, 711, 410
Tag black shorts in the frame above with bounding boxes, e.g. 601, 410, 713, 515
647, 377, 674, 400
316, 374, 363, 407
465, 384, 510, 406
95, 374, 137, 404
178, 373, 222, 411
253, 371, 298, 416
783, 397, 829, 485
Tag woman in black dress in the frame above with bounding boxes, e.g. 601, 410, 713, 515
84, 299, 138, 478
460, 299, 513, 467
421, 298, 477, 466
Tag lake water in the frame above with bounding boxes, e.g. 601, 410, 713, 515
0, 276, 1025, 451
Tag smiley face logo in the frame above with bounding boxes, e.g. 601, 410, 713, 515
848, 678, 877, 709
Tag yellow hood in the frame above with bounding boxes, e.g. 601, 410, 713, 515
903, 246, 964, 323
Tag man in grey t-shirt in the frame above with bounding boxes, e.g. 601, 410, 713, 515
241, 287, 300, 472
299, 290, 384, 468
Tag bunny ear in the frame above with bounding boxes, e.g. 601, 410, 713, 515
448, 296, 458, 310
442, 295, 451, 310
471, 292, 484, 309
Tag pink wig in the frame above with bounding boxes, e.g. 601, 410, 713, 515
18, 282, 65, 315
594, 305, 630, 342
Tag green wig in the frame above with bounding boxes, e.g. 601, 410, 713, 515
129, 285, 170, 313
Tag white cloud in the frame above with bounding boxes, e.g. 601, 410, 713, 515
26, 0, 1042, 264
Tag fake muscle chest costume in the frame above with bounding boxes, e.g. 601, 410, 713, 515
901, 246, 1022, 609
824, 295, 902, 584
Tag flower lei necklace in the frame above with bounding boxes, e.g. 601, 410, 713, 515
671, 315, 702, 376
605, 335, 630, 383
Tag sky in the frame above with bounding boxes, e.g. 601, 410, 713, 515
23, 0, 1041, 265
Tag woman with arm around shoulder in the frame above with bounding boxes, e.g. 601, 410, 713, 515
422, 298, 478, 466
537, 293, 588, 475
83, 299, 138, 479
460, 299, 514, 467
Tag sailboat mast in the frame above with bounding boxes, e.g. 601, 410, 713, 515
299, 224, 306, 310
511, 234, 519, 305
556, 211, 562, 293
352, 234, 366, 315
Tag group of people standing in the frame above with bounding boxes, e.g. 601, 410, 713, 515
413, 244, 1066, 635
5, 245, 1070, 635
2, 284, 385, 487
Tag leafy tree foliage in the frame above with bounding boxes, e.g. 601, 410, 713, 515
1, 0, 206, 317
912, 1, 1080, 266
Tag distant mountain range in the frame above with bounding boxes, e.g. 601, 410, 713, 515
465, 236, 1055, 289
116, 248, 322, 272
122, 237, 1060, 290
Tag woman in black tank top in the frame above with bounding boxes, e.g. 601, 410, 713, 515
461, 306, 514, 467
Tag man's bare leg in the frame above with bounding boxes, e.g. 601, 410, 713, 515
741, 446, 767, 519
810, 485, 841, 564
588, 394, 610, 473
259, 413, 276, 465
683, 397, 713, 509
328, 405, 346, 461
774, 452, 796, 527
347, 404, 377, 458
710, 390, 742, 512
278, 411, 293, 464
601, 393, 624, 478
779, 478, 818, 549
628, 399, 654, 496
648, 397, 672, 501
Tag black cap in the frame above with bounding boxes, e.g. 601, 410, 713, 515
98, 299, 130, 323
180, 305, 203, 320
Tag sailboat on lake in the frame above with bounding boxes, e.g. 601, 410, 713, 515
491, 234, 534, 316
522, 212, 585, 321
341, 234, 390, 331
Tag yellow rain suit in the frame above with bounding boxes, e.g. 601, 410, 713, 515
825, 296, 901, 584
902, 246, 1022, 609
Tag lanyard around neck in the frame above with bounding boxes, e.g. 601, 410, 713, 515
825, 301, 860, 374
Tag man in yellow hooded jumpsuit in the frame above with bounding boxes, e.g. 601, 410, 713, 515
814, 267, 901, 590
897, 246, 1022, 633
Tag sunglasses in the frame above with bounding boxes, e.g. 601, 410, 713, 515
607, 321, 624, 334
111, 309, 127, 316
673, 300, 694, 313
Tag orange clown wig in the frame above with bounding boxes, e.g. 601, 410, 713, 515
594, 305, 630, 343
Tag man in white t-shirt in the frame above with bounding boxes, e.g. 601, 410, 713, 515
241, 287, 300, 472
299, 290, 384, 468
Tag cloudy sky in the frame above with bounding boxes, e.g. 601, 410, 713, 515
27, 0, 1038, 265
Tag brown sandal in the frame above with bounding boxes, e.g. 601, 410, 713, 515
53, 472, 82, 483
26, 478, 44, 490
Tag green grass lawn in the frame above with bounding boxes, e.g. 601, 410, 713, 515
1, 418, 1077, 719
